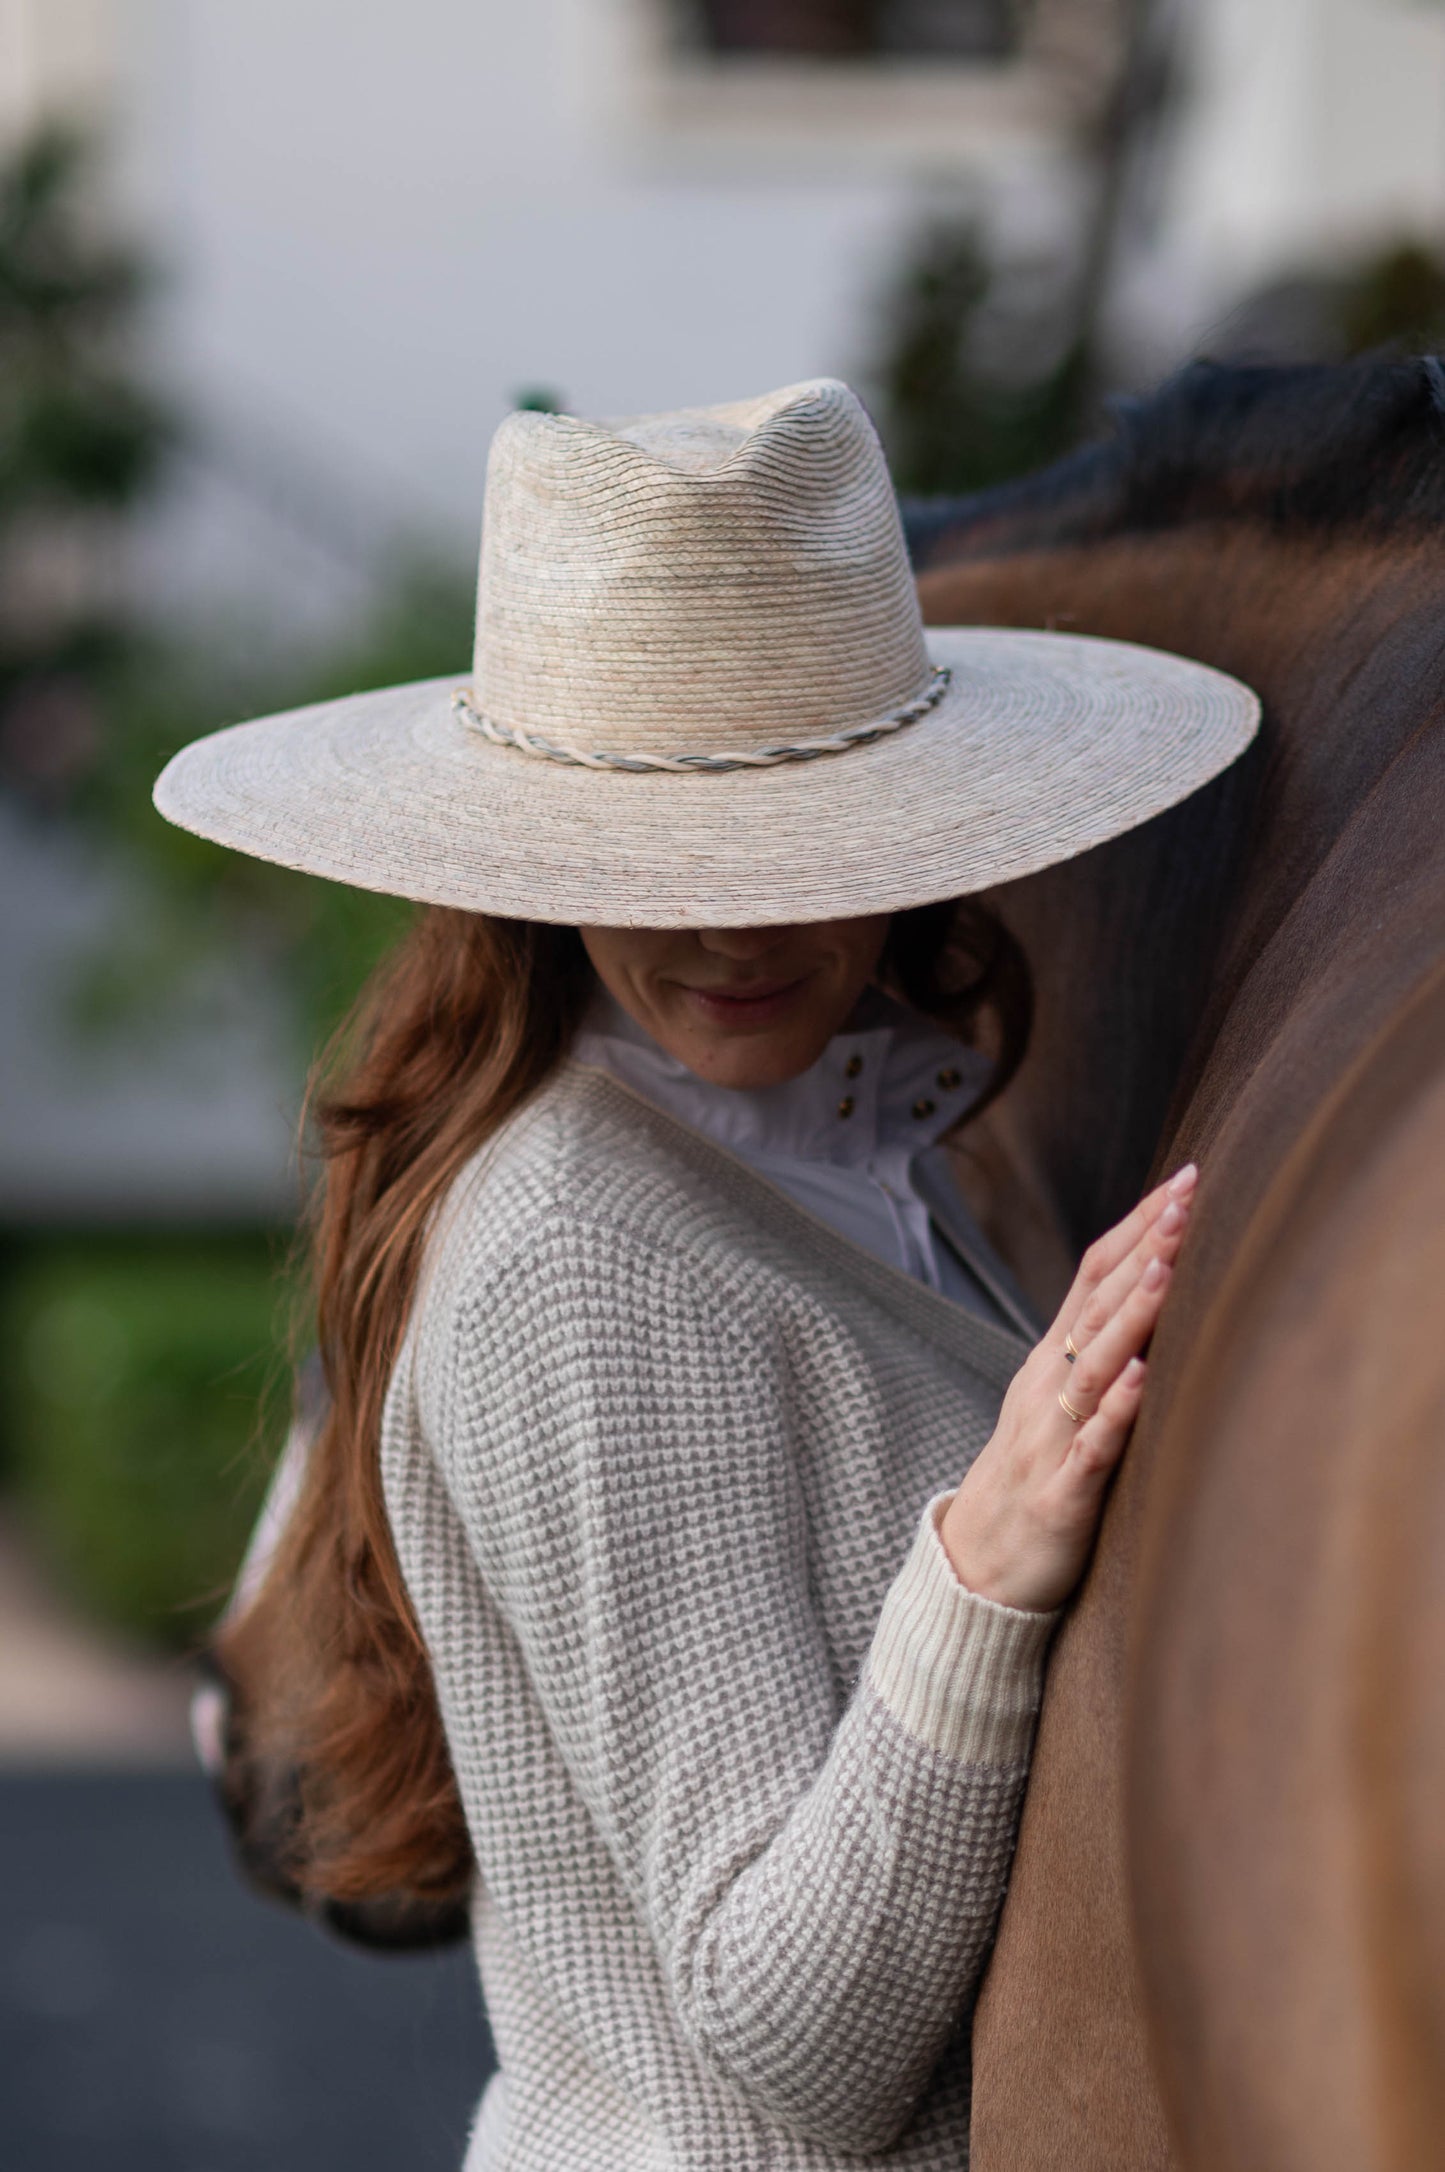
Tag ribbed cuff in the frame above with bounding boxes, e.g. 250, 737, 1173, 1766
865, 1493, 1058, 1767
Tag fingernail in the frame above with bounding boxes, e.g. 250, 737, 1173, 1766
1125, 1357, 1146, 1384
1160, 1201, 1183, 1234
1144, 1256, 1167, 1289
1168, 1164, 1198, 1195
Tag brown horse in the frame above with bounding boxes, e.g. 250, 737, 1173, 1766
911, 356, 1445, 2170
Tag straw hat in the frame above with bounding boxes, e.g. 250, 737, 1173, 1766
153, 378, 1259, 927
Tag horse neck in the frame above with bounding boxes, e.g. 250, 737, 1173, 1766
919, 523, 1445, 1276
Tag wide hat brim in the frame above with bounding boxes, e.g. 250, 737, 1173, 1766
153, 628, 1259, 927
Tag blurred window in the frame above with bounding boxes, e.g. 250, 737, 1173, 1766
628, 1, 1120, 169
678, 2, 1023, 61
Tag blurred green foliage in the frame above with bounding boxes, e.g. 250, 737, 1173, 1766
511, 384, 566, 413
0, 1234, 294, 1646
1218, 236, 1445, 370
0, 124, 473, 1064
63, 566, 475, 1061
875, 223, 1445, 501
0, 123, 168, 520
872, 221, 1092, 496
0, 125, 171, 793
1336, 239, 1445, 355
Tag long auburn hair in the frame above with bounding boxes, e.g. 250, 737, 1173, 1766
215, 898, 1031, 1927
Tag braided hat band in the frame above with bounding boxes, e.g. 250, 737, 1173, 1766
450, 667, 953, 775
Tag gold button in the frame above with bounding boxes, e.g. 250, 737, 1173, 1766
837, 1095, 855, 1119
843, 1054, 863, 1080
937, 1067, 962, 1091
912, 1096, 936, 1120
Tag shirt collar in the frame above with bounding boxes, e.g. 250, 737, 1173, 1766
571, 988, 989, 1169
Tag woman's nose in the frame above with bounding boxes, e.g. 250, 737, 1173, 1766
694, 926, 795, 960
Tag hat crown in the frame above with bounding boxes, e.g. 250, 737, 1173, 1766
471, 379, 932, 760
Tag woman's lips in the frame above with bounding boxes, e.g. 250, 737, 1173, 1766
679, 977, 808, 1029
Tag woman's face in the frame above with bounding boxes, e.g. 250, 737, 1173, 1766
579, 917, 891, 1089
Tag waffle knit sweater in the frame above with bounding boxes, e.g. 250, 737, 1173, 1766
381, 1063, 1056, 2171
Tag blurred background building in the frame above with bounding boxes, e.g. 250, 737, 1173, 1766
2, 2, 1444, 2164
14, 0, 1445, 648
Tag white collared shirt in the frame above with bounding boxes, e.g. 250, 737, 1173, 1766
572, 992, 1034, 1332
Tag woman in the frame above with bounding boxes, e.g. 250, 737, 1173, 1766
156, 380, 1258, 2169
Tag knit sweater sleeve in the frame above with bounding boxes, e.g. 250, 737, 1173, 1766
424, 1206, 1054, 2154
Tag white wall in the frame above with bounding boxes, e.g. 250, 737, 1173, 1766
0, 0, 114, 141
1161, 0, 1445, 322
21, 0, 1445, 590
115, 0, 1035, 607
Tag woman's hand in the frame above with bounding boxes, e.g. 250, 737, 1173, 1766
939, 1164, 1198, 1613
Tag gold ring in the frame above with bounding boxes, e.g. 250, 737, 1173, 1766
1064, 1332, 1081, 1363
1058, 1386, 1088, 1425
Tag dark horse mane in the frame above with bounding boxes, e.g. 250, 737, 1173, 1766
905, 351, 1445, 1287
905, 354, 1445, 568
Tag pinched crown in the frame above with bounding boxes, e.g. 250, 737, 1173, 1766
470, 380, 934, 764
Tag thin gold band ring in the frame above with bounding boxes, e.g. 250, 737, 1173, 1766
1058, 1386, 1089, 1425
1064, 1332, 1081, 1363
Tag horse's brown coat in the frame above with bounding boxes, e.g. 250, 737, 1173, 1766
916, 370, 1445, 2169
1133, 960, 1445, 2170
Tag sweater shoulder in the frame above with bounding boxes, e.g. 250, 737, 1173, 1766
417, 1061, 770, 1327
406, 1065, 780, 1440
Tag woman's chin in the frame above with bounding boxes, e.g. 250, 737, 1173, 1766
673, 1032, 826, 1092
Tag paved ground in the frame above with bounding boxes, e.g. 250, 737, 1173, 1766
0, 1514, 496, 2166
0, 1518, 195, 1767
0, 1772, 494, 2171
